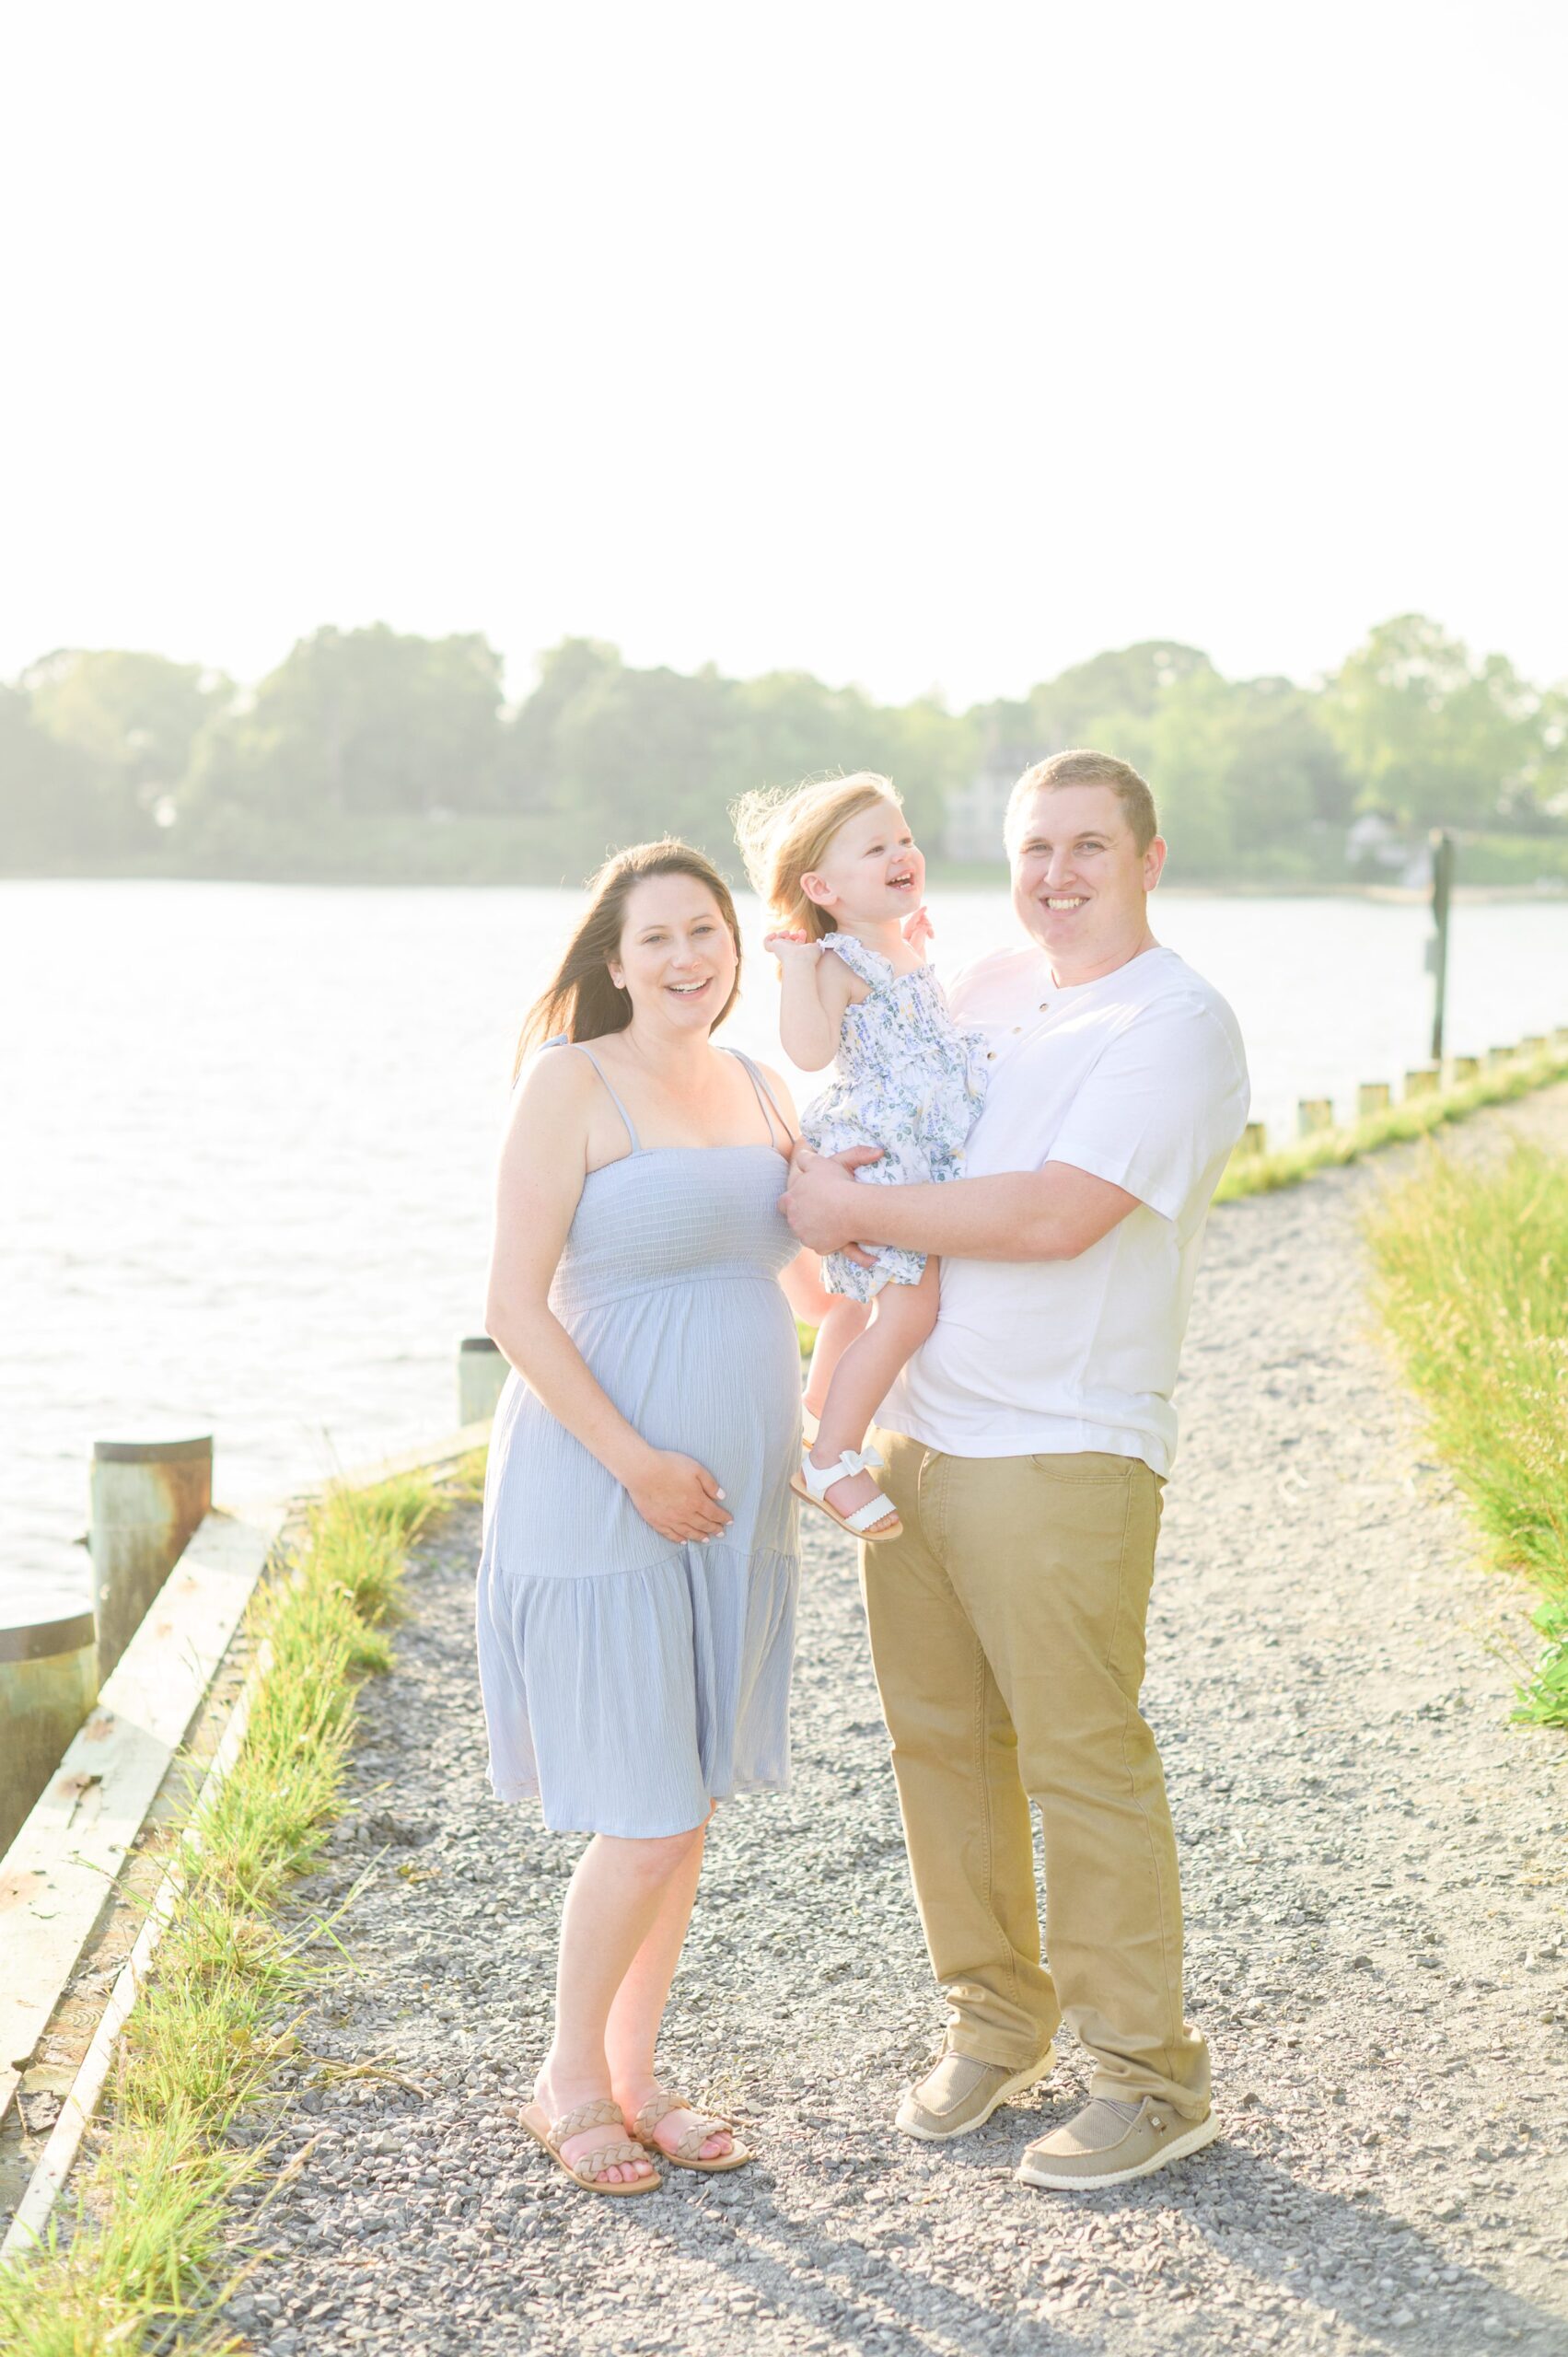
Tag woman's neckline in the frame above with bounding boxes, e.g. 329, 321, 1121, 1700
583, 1141, 789, 1180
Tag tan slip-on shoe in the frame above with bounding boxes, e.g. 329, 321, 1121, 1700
1016, 2096, 1220, 2190
895, 2045, 1057, 2142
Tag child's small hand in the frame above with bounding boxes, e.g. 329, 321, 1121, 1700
765, 930, 822, 972
901, 903, 935, 953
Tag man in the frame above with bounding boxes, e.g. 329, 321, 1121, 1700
782, 749, 1248, 2191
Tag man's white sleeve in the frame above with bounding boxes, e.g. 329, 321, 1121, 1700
1046, 999, 1249, 1225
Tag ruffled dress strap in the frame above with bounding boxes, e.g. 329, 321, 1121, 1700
819, 933, 894, 988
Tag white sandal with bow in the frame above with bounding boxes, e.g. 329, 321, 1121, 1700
790, 1446, 902, 1540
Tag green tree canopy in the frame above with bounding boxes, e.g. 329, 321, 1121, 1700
503, 642, 970, 870
182, 623, 505, 829
0, 685, 104, 863
6, 611, 1562, 880
1321, 613, 1546, 830
20, 647, 230, 853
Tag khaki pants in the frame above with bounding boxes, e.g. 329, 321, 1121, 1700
863, 1428, 1209, 2119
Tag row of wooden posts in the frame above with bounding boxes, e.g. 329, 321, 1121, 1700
1236, 1029, 1568, 1159
1, 1352, 509, 1861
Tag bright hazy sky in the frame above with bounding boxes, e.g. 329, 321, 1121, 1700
5, 1, 1563, 709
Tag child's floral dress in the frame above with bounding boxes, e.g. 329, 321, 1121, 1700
800, 933, 989, 1302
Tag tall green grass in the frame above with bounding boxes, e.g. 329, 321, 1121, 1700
1365, 1144, 1568, 1728
0, 1470, 445, 2355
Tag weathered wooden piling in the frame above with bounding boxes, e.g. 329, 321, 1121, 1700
89, 1435, 213, 1681
1239, 1120, 1267, 1157
1357, 1083, 1392, 1118
1449, 1055, 1481, 1084
1521, 1034, 1548, 1056
1485, 1045, 1516, 1068
1404, 1067, 1439, 1098
0, 1591, 99, 1860
1297, 1098, 1334, 1136
458, 1336, 507, 1426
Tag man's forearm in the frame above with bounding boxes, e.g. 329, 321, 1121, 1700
843, 1170, 1076, 1261
784, 1152, 1140, 1263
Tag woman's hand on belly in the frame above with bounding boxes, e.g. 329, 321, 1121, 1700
624, 1446, 733, 1544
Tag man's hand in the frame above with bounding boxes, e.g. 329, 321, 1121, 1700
781, 1145, 883, 1256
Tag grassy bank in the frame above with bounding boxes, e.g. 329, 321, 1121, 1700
1217, 1046, 1568, 1202
1365, 1145, 1568, 1730
9, 813, 1568, 895
0, 1470, 447, 2354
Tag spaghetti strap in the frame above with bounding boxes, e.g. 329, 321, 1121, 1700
565, 1042, 641, 1155
724, 1048, 796, 1149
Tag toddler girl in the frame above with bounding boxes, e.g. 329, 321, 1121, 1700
732, 772, 987, 1539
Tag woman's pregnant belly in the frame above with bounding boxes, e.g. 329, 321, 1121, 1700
486, 1276, 802, 1578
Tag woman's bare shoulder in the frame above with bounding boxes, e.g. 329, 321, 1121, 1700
505, 1040, 598, 1135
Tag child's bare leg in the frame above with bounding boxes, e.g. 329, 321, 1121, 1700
810, 1259, 941, 1528
803, 1295, 870, 1420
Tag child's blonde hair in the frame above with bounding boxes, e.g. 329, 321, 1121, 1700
730, 772, 900, 939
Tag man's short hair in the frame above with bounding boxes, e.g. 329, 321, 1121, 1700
1005, 749, 1159, 854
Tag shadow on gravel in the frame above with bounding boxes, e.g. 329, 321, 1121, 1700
596, 2138, 1563, 2357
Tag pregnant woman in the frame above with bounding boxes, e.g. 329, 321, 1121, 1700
477, 839, 826, 2196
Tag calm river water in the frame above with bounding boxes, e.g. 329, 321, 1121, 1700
6, 878, 1567, 1614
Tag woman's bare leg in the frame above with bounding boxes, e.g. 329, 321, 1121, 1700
533, 1823, 706, 2181
803, 1295, 870, 1421
605, 1812, 733, 2162
810, 1258, 941, 1526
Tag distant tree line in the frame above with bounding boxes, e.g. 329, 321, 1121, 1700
3, 614, 1564, 884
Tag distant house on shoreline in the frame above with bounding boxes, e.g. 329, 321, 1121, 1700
1346, 811, 1432, 889
943, 747, 1038, 863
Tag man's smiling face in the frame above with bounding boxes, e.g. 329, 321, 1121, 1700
1009, 783, 1166, 983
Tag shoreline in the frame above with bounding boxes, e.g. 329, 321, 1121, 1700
3, 865, 1563, 905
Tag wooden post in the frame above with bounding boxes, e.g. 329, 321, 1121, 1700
458, 1336, 508, 1426
1553, 1027, 1568, 1051
1297, 1098, 1334, 1136
1427, 829, 1455, 1062
1521, 1034, 1548, 1056
1404, 1067, 1439, 1098
89, 1435, 213, 1682
0, 1595, 99, 1860
1356, 1083, 1392, 1119
1239, 1120, 1267, 1157
1485, 1045, 1516, 1068
1449, 1055, 1481, 1085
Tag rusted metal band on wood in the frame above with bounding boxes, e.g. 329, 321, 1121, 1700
92, 1436, 214, 1466
0, 1613, 96, 1666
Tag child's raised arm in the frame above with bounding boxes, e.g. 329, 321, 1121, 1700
765, 932, 856, 1070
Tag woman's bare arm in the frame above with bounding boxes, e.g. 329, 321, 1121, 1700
486, 1051, 730, 1540
750, 1060, 837, 1324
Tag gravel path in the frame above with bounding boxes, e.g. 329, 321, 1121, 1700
224, 1093, 1568, 2357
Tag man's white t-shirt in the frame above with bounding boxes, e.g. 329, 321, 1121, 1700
880, 941, 1249, 1477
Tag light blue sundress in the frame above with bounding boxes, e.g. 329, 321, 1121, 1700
801, 933, 989, 1303
475, 1044, 802, 1839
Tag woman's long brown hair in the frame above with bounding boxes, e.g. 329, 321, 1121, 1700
513, 839, 745, 1077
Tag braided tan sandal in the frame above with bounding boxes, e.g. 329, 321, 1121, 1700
520, 2097, 660, 2195
632, 2083, 751, 2173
